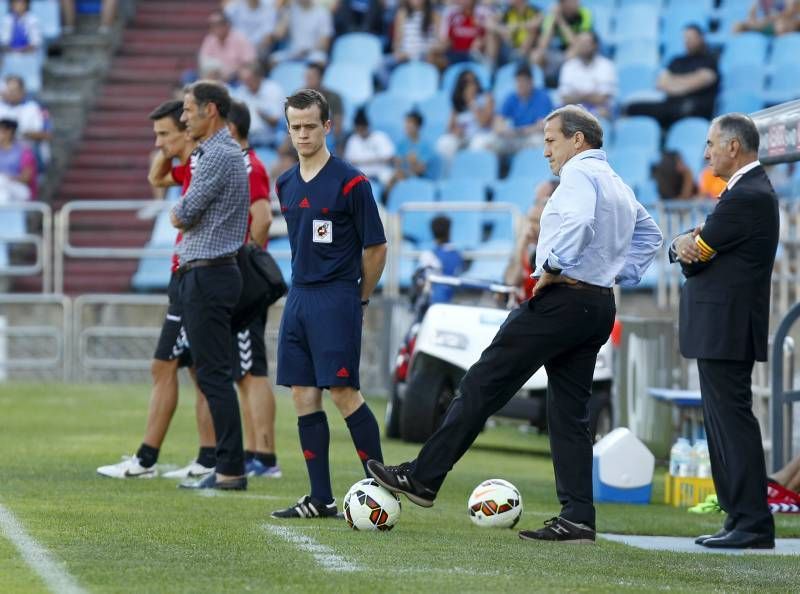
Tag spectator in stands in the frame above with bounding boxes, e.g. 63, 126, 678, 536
734, 1, 797, 36
435, 0, 495, 66
532, 0, 593, 87
503, 179, 557, 300
198, 12, 256, 84
304, 62, 345, 151
386, 110, 434, 197
436, 69, 496, 166
334, 0, 384, 36
626, 24, 719, 129
344, 107, 396, 187
417, 215, 464, 304
224, 0, 281, 63
231, 63, 285, 148
490, 0, 543, 64
270, 0, 333, 66
698, 165, 728, 199
494, 63, 552, 153
0, 118, 36, 203
0, 76, 48, 144
557, 31, 616, 119
391, 0, 440, 64
59, 0, 117, 35
0, 0, 41, 53
651, 150, 696, 200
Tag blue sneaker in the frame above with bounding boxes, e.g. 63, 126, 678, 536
246, 459, 283, 478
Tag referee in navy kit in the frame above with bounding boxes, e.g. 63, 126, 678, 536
170, 81, 249, 490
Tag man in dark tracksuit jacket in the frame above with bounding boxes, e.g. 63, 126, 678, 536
671, 113, 778, 549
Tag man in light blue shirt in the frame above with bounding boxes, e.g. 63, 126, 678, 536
367, 105, 662, 544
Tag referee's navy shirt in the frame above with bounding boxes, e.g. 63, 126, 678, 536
276, 156, 386, 286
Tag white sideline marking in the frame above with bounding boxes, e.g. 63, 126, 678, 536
0, 503, 87, 594
263, 524, 362, 572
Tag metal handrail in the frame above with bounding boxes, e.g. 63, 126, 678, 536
771, 302, 800, 471
0, 202, 52, 292
55, 200, 176, 293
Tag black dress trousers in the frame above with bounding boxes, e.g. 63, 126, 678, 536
412, 284, 616, 528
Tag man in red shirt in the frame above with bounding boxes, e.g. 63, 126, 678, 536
97, 100, 217, 480
225, 100, 281, 478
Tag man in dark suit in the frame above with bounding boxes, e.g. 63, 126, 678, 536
671, 113, 778, 549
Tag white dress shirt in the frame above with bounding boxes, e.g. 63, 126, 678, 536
535, 149, 663, 287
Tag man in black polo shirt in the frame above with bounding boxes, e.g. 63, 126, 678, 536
170, 81, 250, 490
626, 24, 719, 129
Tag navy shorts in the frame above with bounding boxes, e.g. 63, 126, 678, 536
153, 274, 193, 368
232, 310, 268, 380
276, 282, 362, 389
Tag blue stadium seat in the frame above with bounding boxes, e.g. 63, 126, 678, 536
438, 178, 487, 202
613, 39, 660, 69
665, 117, 710, 178
770, 33, 800, 69
492, 62, 545, 105
31, 0, 61, 42
607, 147, 655, 192
636, 178, 659, 208
509, 147, 552, 182
617, 63, 659, 104
448, 211, 482, 249
331, 33, 383, 73
660, 3, 711, 64
0, 53, 43, 94
387, 177, 436, 213
254, 147, 278, 170
590, 5, 613, 46
711, 1, 752, 45
131, 256, 172, 292
764, 64, 800, 105
722, 63, 766, 94
715, 90, 764, 116
267, 236, 292, 286
492, 177, 537, 214
150, 211, 179, 247
0, 210, 26, 238
401, 210, 436, 245
366, 92, 415, 145
270, 61, 306, 95
416, 92, 450, 144
612, 5, 660, 43
323, 62, 374, 107
719, 33, 769, 75
388, 61, 439, 103
441, 62, 492, 95
449, 149, 498, 183
611, 116, 661, 155
466, 238, 513, 281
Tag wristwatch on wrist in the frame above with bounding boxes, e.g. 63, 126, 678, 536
542, 261, 561, 275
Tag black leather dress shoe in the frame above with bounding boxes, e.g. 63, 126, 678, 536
695, 529, 730, 545
179, 473, 247, 490
701, 529, 774, 549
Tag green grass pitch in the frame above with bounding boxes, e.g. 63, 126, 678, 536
1, 383, 799, 593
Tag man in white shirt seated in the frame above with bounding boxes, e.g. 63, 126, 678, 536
557, 31, 617, 119
269, 0, 333, 66
0, 75, 47, 144
344, 107, 396, 187
231, 63, 285, 148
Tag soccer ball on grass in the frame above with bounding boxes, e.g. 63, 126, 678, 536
468, 478, 523, 528
343, 478, 401, 531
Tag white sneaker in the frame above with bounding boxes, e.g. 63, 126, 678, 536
161, 460, 214, 479
96, 455, 157, 479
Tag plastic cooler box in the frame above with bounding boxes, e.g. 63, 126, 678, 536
592, 427, 654, 504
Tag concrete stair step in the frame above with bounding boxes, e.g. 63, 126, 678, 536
83, 125, 155, 140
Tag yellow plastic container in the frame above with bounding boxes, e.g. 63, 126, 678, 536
664, 475, 716, 507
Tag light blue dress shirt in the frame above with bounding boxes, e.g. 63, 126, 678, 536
534, 149, 663, 287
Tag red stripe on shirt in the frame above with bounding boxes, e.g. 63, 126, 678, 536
342, 174, 368, 196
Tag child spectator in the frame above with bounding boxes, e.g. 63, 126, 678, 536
386, 110, 435, 197
0, 0, 41, 53
344, 107, 396, 187
651, 150, 696, 200
417, 215, 464, 304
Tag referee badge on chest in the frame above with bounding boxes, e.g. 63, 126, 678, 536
313, 219, 332, 243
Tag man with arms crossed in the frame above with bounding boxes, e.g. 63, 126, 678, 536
271, 89, 387, 518
369, 105, 662, 543
672, 113, 778, 549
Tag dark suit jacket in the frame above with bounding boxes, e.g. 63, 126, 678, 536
671, 166, 779, 361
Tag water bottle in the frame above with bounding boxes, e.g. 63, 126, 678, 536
669, 438, 692, 477
694, 439, 711, 478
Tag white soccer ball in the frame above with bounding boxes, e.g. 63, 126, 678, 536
343, 478, 401, 531
468, 478, 523, 528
